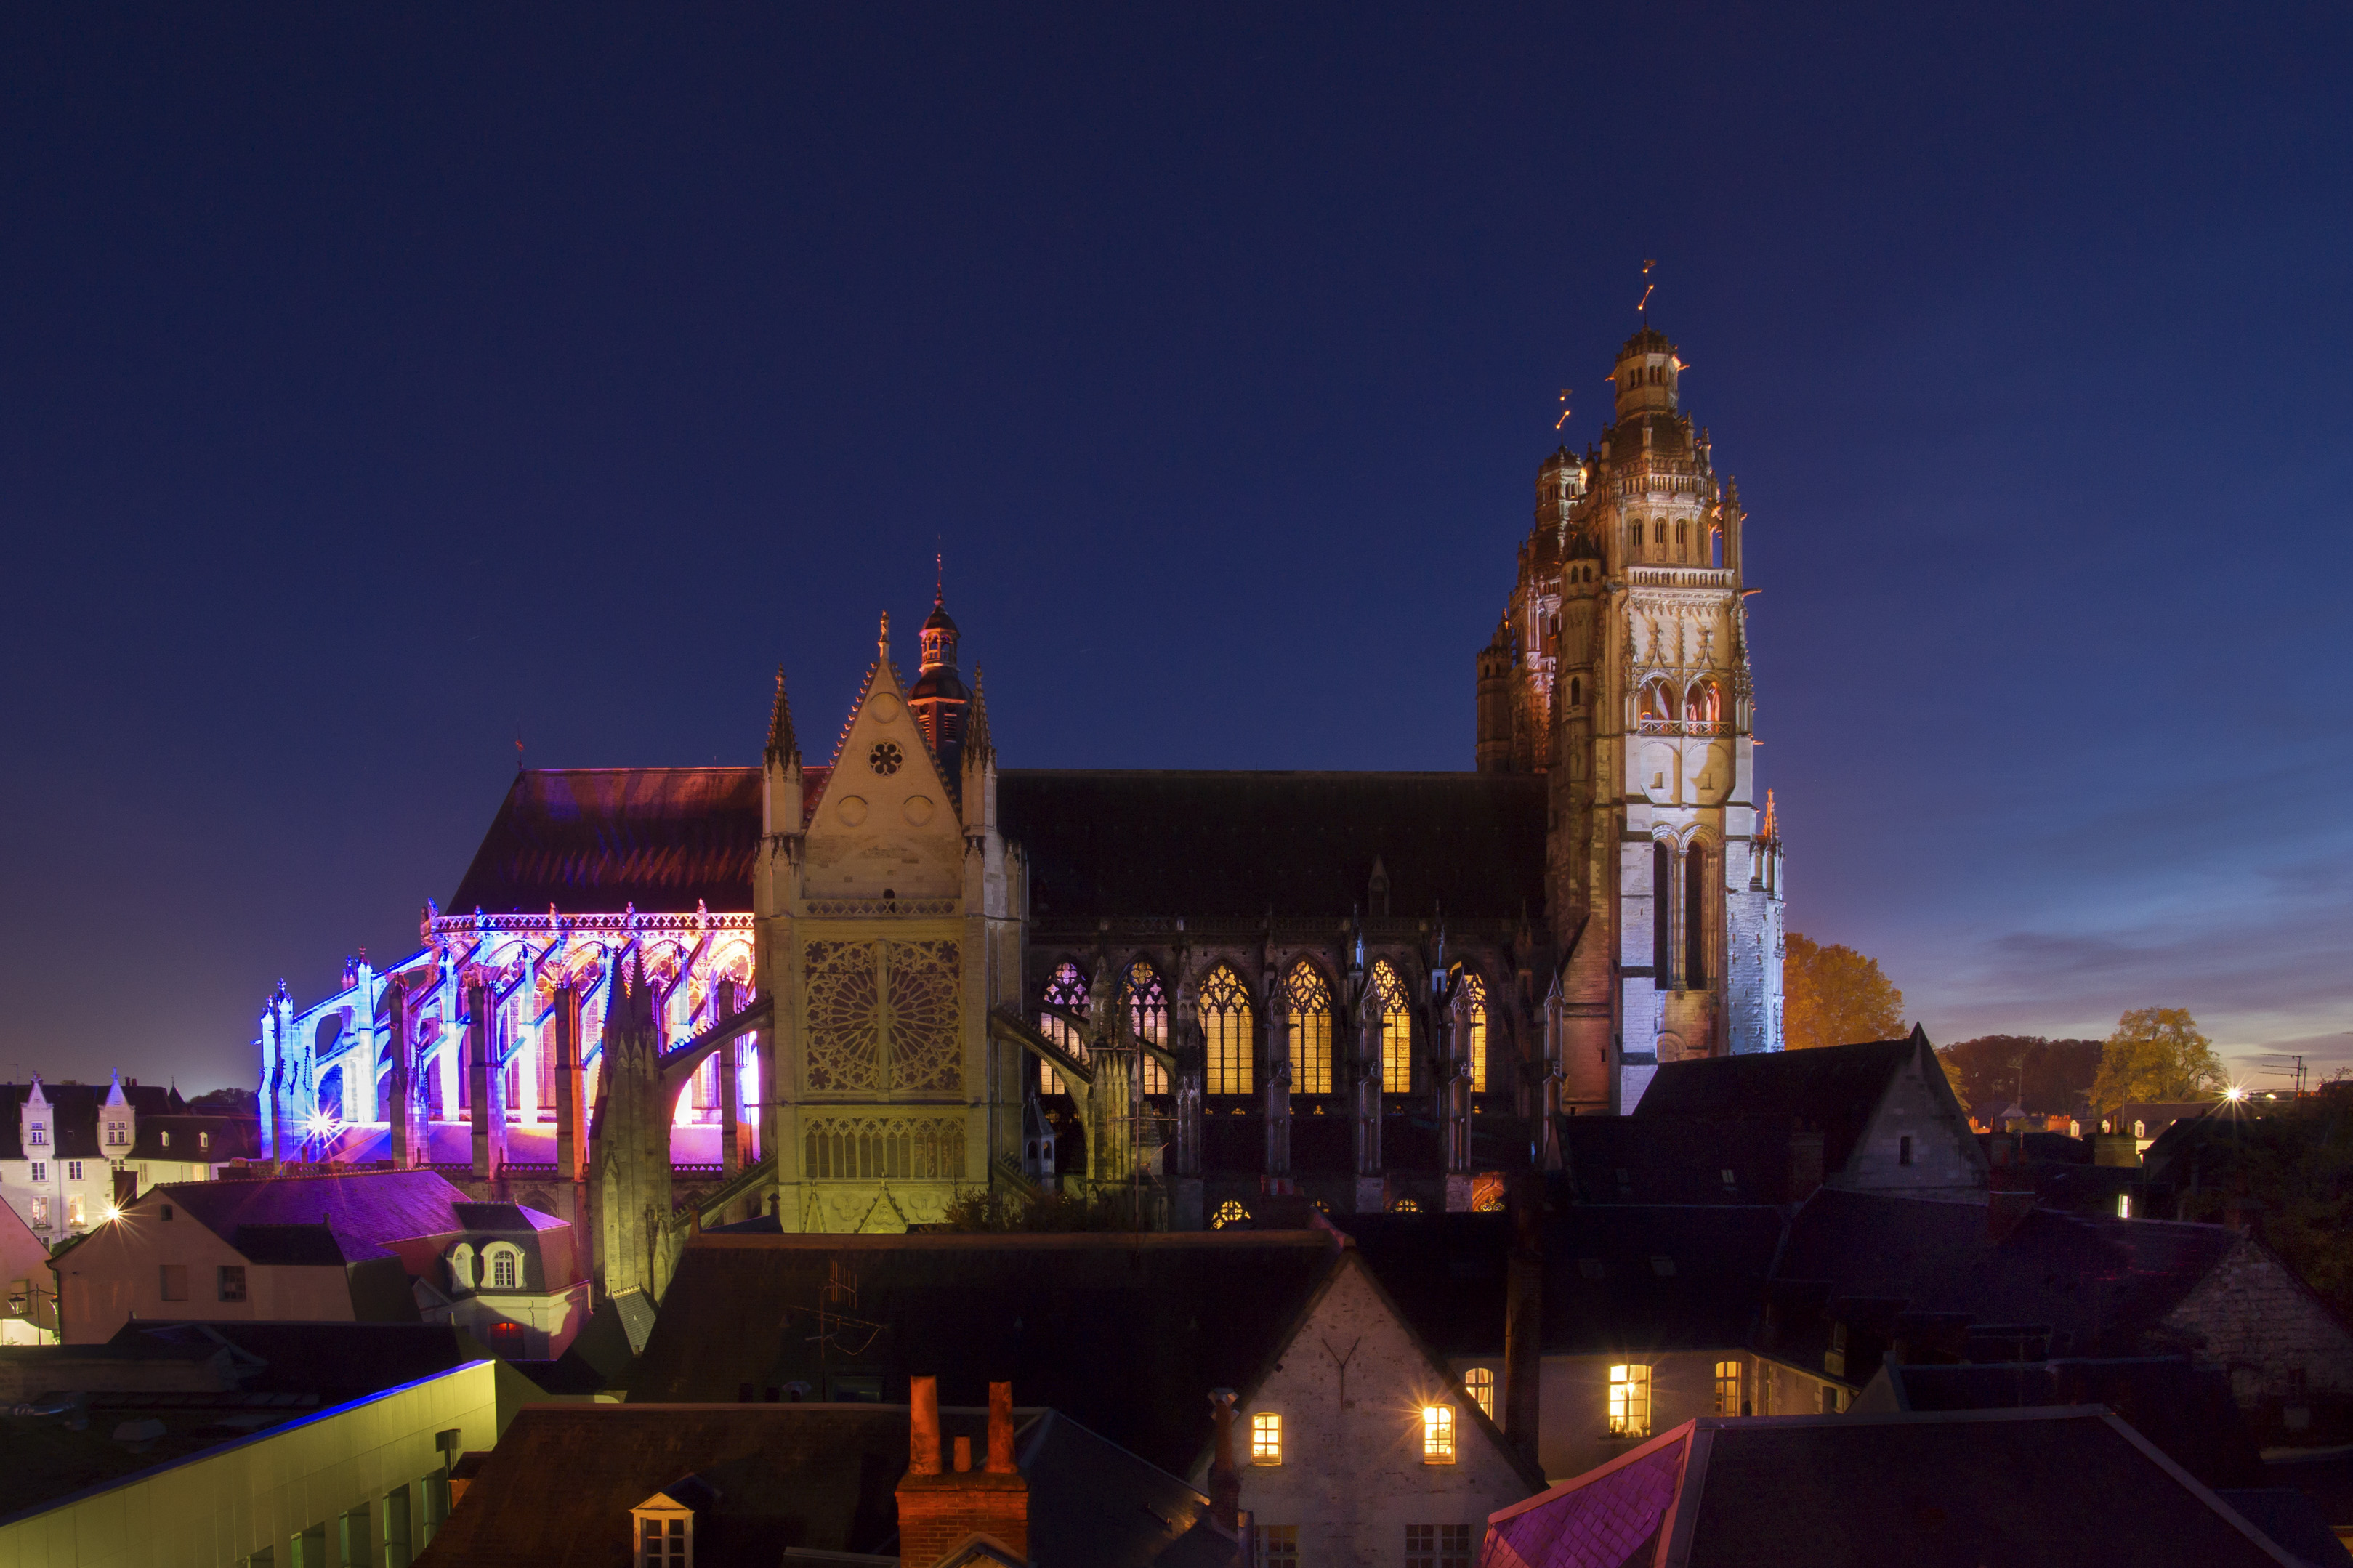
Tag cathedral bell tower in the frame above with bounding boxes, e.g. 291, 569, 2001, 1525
1482, 324, 1785, 1112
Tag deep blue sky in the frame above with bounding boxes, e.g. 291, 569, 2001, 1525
3, 5, 2347, 1094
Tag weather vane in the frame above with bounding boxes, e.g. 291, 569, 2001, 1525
1636, 259, 1657, 319
1554, 388, 1574, 431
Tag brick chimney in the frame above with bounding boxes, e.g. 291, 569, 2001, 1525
1207, 1389, 1240, 1532
1786, 1123, 1825, 1201
896, 1378, 1028, 1567
1985, 1160, 2035, 1247
1503, 1173, 1543, 1471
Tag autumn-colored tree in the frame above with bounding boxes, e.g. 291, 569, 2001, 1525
1783, 932, 1905, 1051
2087, 1007, 2225, 1111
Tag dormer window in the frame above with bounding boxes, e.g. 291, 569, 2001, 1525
630, 1479, 714, 1568
160, 1131, 171, 1150
448, 1243, 477, 1291
198, 1131, 210, 1151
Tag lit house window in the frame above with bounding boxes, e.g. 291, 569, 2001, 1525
1714, 1360, 1743, 1415
636, 1514, 689, 1568
1260, 1526, 1299, 1566
1464, 1367, 1496, 1419
1212, 1200, 1250, 1229
1251, 1411, 1282, 1464
1420, 1404, 1456, 1463
1608, 1365, 1652, 1438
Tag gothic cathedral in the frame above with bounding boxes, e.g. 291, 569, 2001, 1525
255, 323, 1786, 1283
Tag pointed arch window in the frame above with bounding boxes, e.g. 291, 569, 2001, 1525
1286, 963, 1334, 1096
1038, 961, 1089, 1094
1199, 966, 1254, 1096
1685, 844, 1711, 989
1123, 961, 1170, 1094
1370, 961, 1413, 1094
1457, 971, 1490, 1094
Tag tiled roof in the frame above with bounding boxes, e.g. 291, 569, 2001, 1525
1489, 1410, 2293, 1568
415, 1404, 1234, 1568
629, 1232, 1345, 1474
999, 770, 1546, 921
1340, 1205, 1786, 1357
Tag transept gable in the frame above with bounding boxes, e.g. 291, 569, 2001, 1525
802, 634, 966, 902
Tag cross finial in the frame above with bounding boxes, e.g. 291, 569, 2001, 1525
878, 610, 890, 662
934, 547, 943, 607
1554, 387, 1574, 431
1637, 259, 1657, 320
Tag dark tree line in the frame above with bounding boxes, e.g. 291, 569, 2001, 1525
1938, 1035, 2104, 1117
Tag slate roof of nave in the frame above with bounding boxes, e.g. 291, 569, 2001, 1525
998, 769, 1546, 921
448, 765, 1548, 922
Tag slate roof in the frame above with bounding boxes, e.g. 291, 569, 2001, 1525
628, 1232, 1345, 1475
448, 768, 764, 915
1872, 1357, 2264, 1488
1559, 1116, 1817, 1204
1633, 1032, 1982, 1179
1485, 1409, 2297, 1568
1769, 1189, 2241, 1371
443, 765, 1550, 924
416, 1403, 1234, 1568
140, 1170, 489, 1257
1340, 1205, 1785, 1358
103, 1320, 495, 1402
0, 1082, 182, 1161
999, 770, 1546, 921
129, 1115, 260, 1163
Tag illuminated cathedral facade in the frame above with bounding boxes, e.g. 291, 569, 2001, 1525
256, 323, 1785, 1289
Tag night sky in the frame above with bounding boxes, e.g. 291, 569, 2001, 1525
4, 7, 2347, 1095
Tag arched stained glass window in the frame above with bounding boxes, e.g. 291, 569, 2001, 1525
1038, 961, 1089, 1093
1199, 965, 1254, 1096
1286, 963, 1333, 1096
1371, 961, 1413, 1094
1458, 970, 1490, 1093
1122, 961, 1170, 1094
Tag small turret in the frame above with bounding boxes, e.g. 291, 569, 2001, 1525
763, 668, 804, 838
1475, 620, 1515, 774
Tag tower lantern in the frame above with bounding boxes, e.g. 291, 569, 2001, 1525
908, 589, 971, 773
1613, 326, 1682, 421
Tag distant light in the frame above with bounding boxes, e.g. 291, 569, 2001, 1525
2224, 1085, 2247, 1102
103, 1206, 121, 1224
303, 1112, 338, 1136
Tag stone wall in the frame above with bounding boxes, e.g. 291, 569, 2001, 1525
2163, 1235, 2353, 1408
1205, 1261, 1533, 1565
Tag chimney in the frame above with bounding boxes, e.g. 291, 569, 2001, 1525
1207, 1389, 1240, 1532
1787, 1123, 1825, 1202
1985, 1161, 2035, 1247
896, 1379, 1028, 1567
1503, 1173, 1543, 1472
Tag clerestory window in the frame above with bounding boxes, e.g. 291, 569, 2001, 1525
1286, 963, 1333, 1095
1199, 966, 1254, 1096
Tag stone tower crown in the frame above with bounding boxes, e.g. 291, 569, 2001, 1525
1613, 326, 1681, 421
